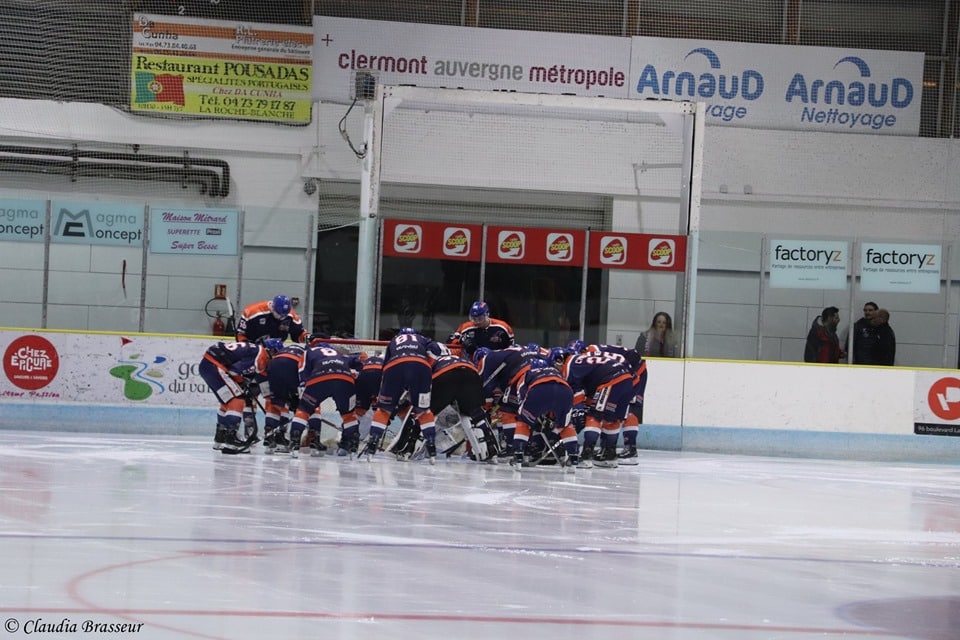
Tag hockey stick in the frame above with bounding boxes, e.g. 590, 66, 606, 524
219, 433, 260, 455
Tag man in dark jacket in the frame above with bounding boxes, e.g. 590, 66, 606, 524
872, 308, 896, 366
804, 306, 843, 363
851, 301, 879, 364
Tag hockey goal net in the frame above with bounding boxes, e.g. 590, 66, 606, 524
352, 84, 704, 347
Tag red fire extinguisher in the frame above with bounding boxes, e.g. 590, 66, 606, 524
212, 311, 226, 336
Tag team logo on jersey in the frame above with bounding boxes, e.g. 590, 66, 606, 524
498, 230, 525, 260
546, 233, 574, 262
443, 227, 470, 256
600, 236, 627, 265
394, 224, 422, 253
3, 335, 59, 391
648, 238, 676, 268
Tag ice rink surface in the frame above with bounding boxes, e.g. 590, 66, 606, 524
0, 431, 958, 640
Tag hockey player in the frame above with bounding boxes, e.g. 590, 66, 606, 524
260, 342, 308, 453
286, 342, 359, 458
560, 348, 635, 469
448, 300, 514, 357
359, 328, 444, 463
583, 342, 648, 465
390, 351, 499, 462
198, 338, 283, 451
345, 351, 384, 456
235, 294, 307, 344
512, 358, 579, 469
473, 343, 534, 458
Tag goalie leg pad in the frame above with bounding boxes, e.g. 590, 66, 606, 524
459, 417, 489, 461
384, 411, 421, 459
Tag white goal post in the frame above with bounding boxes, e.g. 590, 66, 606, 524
354, 84, 704, 351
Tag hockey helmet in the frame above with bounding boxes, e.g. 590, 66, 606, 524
565, 338, 586, 355
271, 294, 292, 316
526, 342, 541, 354
472, 346, 491, 365
262, 338, 284, 353
528, 358, 553, 371
468, 300, 489, 319
548, 346, 567, 363
398, 327, 417, 335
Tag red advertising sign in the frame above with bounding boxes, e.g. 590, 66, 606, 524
4, 335, 60, 390
486, 226, 586, 266
383, 221, 686, 272
382, 219, 482, 261
589, 232, 687, 271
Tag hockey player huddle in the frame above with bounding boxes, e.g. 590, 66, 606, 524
199, 297, 648, 470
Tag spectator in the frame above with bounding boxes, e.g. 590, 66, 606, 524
873, 308, 896, 366
635, 311, 679, 357
804, 306, 844, 363
850, 301, 879, 364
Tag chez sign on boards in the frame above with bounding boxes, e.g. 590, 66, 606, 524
383, 219, 686, 271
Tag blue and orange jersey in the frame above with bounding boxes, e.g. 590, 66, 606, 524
585, 343, 648, 395
475, 345, 529, 398
349, 352, 384, 377
383, 332, 444, 371
265, 344, 306, 400
517, 365, 571, 403
203, 340, 271, 381
448, 317, 514, 354
300, 345, 355, 386
431, 353, 478, 379
562, 351, 632, 404
235, 299, 306, 344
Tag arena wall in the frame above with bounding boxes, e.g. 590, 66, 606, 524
2, 328, 957, 464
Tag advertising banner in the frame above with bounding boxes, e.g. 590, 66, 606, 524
630, 37, 924, 135
914, 371, 960, 436
149, 207, 239, 256
313, 18, 923, 136
313, 17, 630, 102
485, 226, 585, 266
382, 219, 483, 261
50, 200, 144, 247
132, 13, 313, 123
860, 242, 941, 293
0, 198, 46, 242
589, 232, 686, 271
1, 331, 210, 408
769, 239, 848, 289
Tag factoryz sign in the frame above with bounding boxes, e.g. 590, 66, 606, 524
383, 220, 686, 271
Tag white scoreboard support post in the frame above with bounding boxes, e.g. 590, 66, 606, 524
355, 84, 704, 348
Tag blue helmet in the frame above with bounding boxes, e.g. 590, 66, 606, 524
271, 295, 291, 316
526, 342, 541, 354
469, 301, 489, 319
528, 358, 552, 371
398, 327, 417, 335
548, 347, 566, 363
262, 338, 284, 353
473, 347, 491, 365
565, 339, 586, 355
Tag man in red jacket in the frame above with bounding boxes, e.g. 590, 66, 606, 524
803, 306, 845, 363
